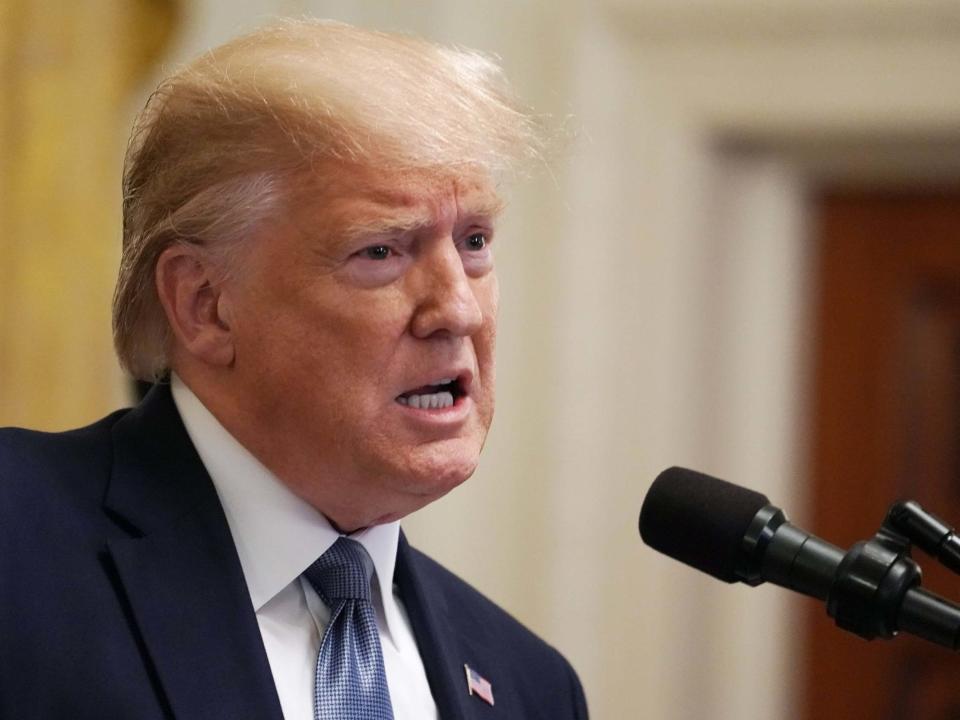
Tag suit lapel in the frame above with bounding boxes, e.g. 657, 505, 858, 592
395, 534, 498, 719
104, 385, 284, 720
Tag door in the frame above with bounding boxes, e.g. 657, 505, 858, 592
806, 189, 960, 720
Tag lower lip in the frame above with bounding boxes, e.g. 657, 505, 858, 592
394, 394, 472, 425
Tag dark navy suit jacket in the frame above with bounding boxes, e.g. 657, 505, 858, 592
0, 384, 588, 719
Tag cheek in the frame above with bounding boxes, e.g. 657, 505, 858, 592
257, 278, 410, 347
473, 294, 498, 421
318, 291, 414, 362
269, 291, 414, 414
484, 271, 500, 316
477, 278, 499, 358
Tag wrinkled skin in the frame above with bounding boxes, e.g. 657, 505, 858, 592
178, 162, 503, 532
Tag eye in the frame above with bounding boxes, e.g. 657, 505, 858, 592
465, 233, 487, 250
363, 245, 392, 260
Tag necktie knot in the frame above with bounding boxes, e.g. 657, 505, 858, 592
305, 537, 375, 603
305, 537, 394, 719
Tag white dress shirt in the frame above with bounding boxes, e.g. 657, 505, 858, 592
171, 375, 439, 720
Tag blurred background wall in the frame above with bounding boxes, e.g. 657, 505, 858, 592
3, 1, 960, 718
0, 0, 176, 427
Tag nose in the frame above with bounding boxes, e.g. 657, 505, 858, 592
409, 241, 485, 339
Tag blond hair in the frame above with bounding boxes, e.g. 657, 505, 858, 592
113, 19, 543, 380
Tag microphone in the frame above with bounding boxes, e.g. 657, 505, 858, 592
639, 467, 960, 651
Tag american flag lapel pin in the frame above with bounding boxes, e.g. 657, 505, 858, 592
464, 664, 495, 706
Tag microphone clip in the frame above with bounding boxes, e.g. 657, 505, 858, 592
828, 500, 960, 642
827, 537, 920, 641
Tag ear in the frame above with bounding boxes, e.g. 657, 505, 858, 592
155, 244, 236, 368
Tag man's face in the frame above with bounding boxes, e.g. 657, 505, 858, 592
222, 162, 502, 530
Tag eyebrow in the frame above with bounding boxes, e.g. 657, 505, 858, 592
336, 194, 506, 246
337, 209, 435, 245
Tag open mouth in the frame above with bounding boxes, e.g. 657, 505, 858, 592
396, 376, 467, 410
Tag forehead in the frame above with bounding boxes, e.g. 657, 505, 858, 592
294, 162, 504, 236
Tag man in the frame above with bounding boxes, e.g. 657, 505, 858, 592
0, 18, 587, 720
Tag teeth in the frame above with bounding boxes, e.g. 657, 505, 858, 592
435, 377, 455, 385
397, 391, 454, 409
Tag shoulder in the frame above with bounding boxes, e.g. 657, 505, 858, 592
404, 545, 572, 661
402, 545, 546, 646
400, 541, 589, 717
0, 409, 130, 522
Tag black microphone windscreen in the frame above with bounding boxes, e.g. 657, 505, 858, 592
639, 467, 771, 583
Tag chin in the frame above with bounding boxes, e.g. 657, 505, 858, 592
400, 446, 481, 499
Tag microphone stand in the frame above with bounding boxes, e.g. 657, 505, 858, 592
825, 500, 960, 650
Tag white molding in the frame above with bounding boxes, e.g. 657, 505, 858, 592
606, 0, 960, 41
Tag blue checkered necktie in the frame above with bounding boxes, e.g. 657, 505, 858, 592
304, 537, 394, 720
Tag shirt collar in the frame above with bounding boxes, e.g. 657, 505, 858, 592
170, 375, 401, 629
